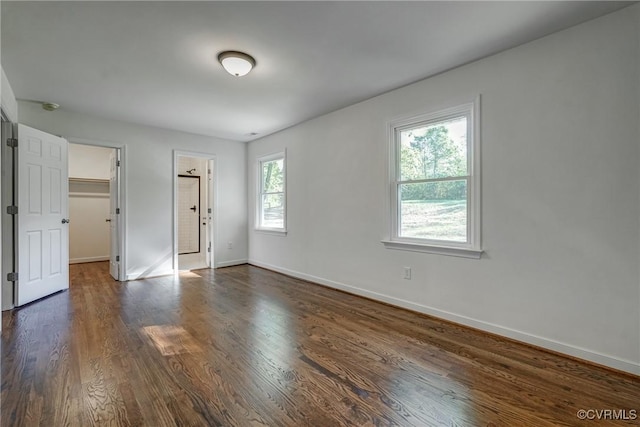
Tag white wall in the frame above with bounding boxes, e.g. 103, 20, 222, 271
69, 190, 110, 264
69, 143, 112, 180
248, 7, 640, 374
19, 103, 248, 279
1, 67, 18, 122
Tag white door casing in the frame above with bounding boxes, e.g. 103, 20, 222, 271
206, 159, 214, 268
16, 124, 69, 306
1, 120, 14, 311
109, 149, 120, 280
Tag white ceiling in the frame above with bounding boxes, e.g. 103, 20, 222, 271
1, 1, 634, 142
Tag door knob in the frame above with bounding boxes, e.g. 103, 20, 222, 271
190, 205, 197, 212
61, 218, 70, 224
105, 219, 111, 222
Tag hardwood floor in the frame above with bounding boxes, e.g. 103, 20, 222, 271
2, 262, 638, 426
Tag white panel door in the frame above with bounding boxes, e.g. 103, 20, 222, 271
109, 149, 119, 280
178, 176, 200, 254
16, 124, 69, 306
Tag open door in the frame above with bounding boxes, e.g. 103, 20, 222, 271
15, 124, 69, 306
109, 149, 120, 280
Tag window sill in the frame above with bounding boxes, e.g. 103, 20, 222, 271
381, 240, 482, 259
255, 228, 288, 236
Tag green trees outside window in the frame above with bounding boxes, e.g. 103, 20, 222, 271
397, 116, 469, 242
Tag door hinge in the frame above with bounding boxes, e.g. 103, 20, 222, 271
116, 255, 120, 262
116, 208, 120, 214
116, 160, 121, 167
6, 205, 18, 215
6, 138, 17, 148
7, 272, 18, 282
208, 208, 212, 214
208, 244, 211, 253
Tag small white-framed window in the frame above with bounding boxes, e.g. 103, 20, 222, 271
383, 97, 482, 258
257, 151, 286, 233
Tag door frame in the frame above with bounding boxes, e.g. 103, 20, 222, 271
0, 114, 15, 310
173, 150, 217, 271
68, 137, 126, 281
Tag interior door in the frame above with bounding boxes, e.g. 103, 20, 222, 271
177, 175, 200, 254
16, 124, 69, 306
109, 149, 119, 280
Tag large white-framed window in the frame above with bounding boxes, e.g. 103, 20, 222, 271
257, 151, 286, 233
383, 97, 482, 258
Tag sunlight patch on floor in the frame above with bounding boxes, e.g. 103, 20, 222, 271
177, 271, 203, 278
142, 325, 202, 356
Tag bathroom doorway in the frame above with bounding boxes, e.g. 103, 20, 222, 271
174, 153, 215, 271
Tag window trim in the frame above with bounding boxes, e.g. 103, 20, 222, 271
256, 150, 287, 234
383, 97, 482, 258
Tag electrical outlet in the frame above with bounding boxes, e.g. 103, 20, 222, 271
403, 267, 411, 280
227, 242, 233, 250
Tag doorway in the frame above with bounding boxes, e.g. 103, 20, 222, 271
67, 138, 124, 282
68, 143, 114, 267
0, 128, 126, 310
174, 153, 215, 271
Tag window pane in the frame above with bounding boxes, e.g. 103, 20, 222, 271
262, 159, 284, 193
400, 116, 467, 181
399, 180, 467, 242
261, 193, 284, 228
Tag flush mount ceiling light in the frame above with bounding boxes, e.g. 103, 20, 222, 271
217, 51, 256, 77
42, 102, 60, 111
17, 99, 60, 111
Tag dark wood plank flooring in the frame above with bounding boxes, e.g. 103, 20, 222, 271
2, 262, 638, 426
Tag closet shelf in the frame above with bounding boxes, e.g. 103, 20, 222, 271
69, 177, 109, 183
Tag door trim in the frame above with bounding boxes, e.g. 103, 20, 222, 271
173, 150, 217, 271
1, 119, 16, 310
67, 137, 126, 281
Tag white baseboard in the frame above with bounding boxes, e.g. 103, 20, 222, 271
70, 256, 109, 264
216, 259, 248, 268
248, 259, 640, 376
